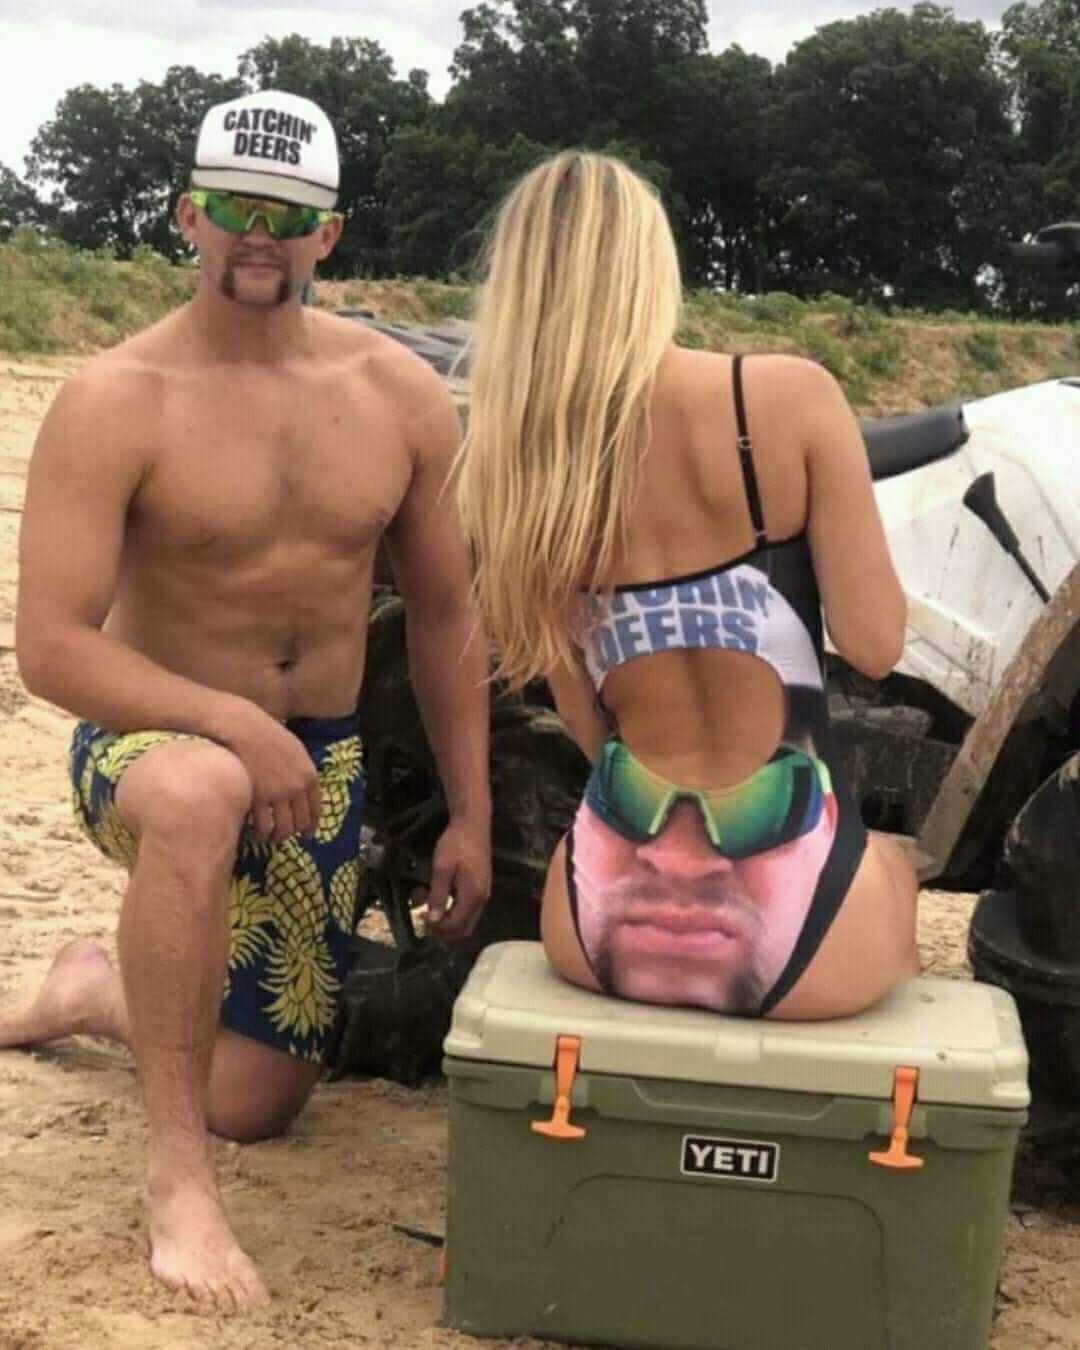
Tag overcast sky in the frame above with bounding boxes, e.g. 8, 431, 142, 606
1, 0, 1014, 176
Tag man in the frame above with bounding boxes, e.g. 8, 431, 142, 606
1, 90, 491, 1313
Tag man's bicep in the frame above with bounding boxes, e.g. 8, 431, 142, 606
18, 377, 144, 639
384, 383, 471, 610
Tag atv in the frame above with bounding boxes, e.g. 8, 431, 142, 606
833, 222, 1080, 890
328, 227, 1080, 1156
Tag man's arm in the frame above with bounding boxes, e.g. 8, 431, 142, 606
383, 359, 491, 940
16, 365, 322, 843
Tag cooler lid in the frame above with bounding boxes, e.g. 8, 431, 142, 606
444, 942, 1030, 1110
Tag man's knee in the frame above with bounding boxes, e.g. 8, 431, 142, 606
207, 1029, 322, 1143
118, 743, 253, 856
209, 1093, 310, 1145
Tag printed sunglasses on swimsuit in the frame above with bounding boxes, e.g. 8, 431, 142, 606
189, 189, 337, 240
586, 740, 833, 861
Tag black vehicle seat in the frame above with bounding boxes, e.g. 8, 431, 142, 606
859, 402, 969, 481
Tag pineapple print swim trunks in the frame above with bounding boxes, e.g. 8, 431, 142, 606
70, 714, 366, 1065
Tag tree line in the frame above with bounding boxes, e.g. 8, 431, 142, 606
1, 0, 1077, 314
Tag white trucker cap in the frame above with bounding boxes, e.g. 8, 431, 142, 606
192, 90, 340, 209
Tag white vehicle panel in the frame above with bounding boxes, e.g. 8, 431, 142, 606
870, 381, 1080, 717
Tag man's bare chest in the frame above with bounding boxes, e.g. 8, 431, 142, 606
132, 381, 410, 561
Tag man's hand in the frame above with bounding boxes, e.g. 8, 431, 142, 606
219, 700, 322, 845
424, 815, 492, 942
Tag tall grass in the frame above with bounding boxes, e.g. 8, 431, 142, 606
0, 231, 195, 354
1, 232, 1075, 414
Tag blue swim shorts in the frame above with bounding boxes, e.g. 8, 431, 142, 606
70, 714, 366, 1065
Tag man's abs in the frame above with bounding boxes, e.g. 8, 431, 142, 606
106, 555, 376, 720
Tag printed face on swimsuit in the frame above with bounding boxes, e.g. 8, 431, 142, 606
588, 742, 831, 857
573, 749, 838, 1014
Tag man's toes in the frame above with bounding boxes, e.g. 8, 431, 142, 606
184, 1276, 235, 1316
231, 1264, 271, 1310
210, 1280, 241, 1316
247, 1276, 272, 1309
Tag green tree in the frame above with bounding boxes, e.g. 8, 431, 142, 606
656, 47, 776, 289
381, 119, 671, 278
569, 0, 709, 146
442, 0, 715, 281
445, 1, 582, 147
381, 127, 549, 277
135, 66, 249, 255
26, 68, 245, 257
999, 0, 1080, 217
446, 0, 707, 147
766, 3, 1018, 308
238, 35, 432, 275
28, 83, 145, 254
0, 165, 48, 239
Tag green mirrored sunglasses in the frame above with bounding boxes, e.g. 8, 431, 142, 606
190, 189, 335, 240
585, 741, 832, 860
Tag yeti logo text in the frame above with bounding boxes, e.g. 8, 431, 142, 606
681, 1135, 779, 1183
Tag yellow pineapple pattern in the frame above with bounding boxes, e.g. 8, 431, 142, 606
95, 802, 139, 870
79, 749, 96, 806
328, 858, 362, 933
72, 749, 98, 843
314, 736, 363, 843
97, 730, 199, 784
259, 838, 339, 1040
223, 875, 276, 1004
228, 875, 275, 970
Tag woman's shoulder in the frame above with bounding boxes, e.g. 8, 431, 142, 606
666, 347, 835, 408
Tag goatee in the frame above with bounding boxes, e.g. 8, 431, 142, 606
220, 266, 292, 307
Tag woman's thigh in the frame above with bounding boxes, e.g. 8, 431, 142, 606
540, 836, 604, 994
766, 833, 920, 1021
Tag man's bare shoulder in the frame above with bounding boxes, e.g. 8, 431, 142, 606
311, 310, 455, 410
52, 312, 187, 424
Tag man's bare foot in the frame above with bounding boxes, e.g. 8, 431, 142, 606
147, 1174, 270, 1313
0, 939, 124, 1047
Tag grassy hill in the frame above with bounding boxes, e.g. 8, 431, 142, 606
2, 232, 1077, 416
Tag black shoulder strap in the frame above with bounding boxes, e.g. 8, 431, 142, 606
732, 354, 767, 548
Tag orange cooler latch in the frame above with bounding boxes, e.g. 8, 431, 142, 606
532, 1035, 586, 1141
869, 1065, 925, 1170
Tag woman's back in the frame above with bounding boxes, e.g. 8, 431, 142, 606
592, 347, 905, 786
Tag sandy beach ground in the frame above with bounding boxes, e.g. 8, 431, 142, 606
0, 355, 1077, 1349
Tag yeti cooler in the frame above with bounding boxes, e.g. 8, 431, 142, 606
442, 942, 1029, 1350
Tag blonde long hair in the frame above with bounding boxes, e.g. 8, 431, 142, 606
454, 151, 683, 691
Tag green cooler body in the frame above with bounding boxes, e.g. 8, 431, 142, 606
442, 942, 1029, 1350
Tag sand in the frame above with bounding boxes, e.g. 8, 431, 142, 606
0, 354, 1077, 1349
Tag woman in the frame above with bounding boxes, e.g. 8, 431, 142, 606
455, 151, 918, 1019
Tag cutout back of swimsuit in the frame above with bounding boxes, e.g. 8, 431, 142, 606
580, 355, 826, 730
